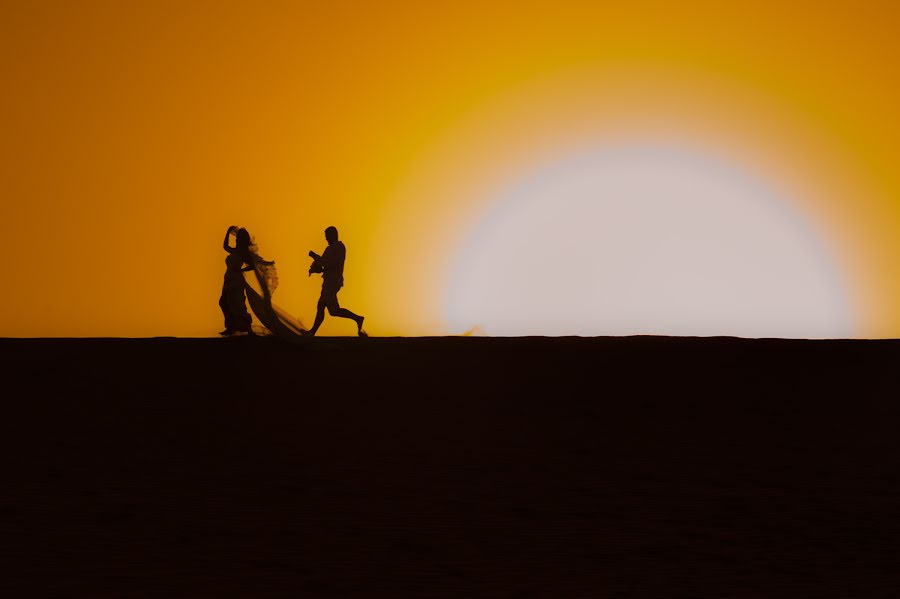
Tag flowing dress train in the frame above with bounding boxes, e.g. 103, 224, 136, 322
242, 248, 307, 338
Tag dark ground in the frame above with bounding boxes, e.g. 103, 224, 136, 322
2, 335, 900, 597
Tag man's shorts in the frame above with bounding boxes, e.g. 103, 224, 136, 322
318, 278, 343, 309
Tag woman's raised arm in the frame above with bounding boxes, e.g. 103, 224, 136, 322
223, 226, 236, 252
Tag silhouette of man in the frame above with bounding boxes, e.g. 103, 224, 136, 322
303, 226, 367, 337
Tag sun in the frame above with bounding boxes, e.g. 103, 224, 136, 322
444, 143, 852, 338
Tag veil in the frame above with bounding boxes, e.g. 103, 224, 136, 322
242, 236, 307, 338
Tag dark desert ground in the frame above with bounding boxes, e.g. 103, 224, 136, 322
3, 335, 900, 597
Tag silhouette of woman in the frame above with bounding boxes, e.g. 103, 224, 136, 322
219, 225, 255, 336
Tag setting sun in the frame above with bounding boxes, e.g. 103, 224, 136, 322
445, 144, 850, 337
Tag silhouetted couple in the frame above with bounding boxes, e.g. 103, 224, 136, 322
218, 225, 366, 338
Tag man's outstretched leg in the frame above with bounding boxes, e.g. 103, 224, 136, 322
328, 305, 366, 337
326, 291, 366, 336
304, 282, 367, 337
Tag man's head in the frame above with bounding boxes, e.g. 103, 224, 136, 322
325, 226, 339, 244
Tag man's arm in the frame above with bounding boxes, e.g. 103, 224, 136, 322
308, 250, 324, 275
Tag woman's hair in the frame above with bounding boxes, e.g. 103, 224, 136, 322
235, 228, 252, 250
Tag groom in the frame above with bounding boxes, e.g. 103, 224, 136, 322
304, 226, 367, 337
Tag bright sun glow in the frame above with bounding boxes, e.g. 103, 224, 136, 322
445, 145, 852, 338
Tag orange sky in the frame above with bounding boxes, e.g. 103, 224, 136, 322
3, 1, 900, 337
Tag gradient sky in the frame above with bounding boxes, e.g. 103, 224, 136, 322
3, 1, 900, 337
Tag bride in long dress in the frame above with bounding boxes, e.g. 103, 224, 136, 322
226, 226, 307, 338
